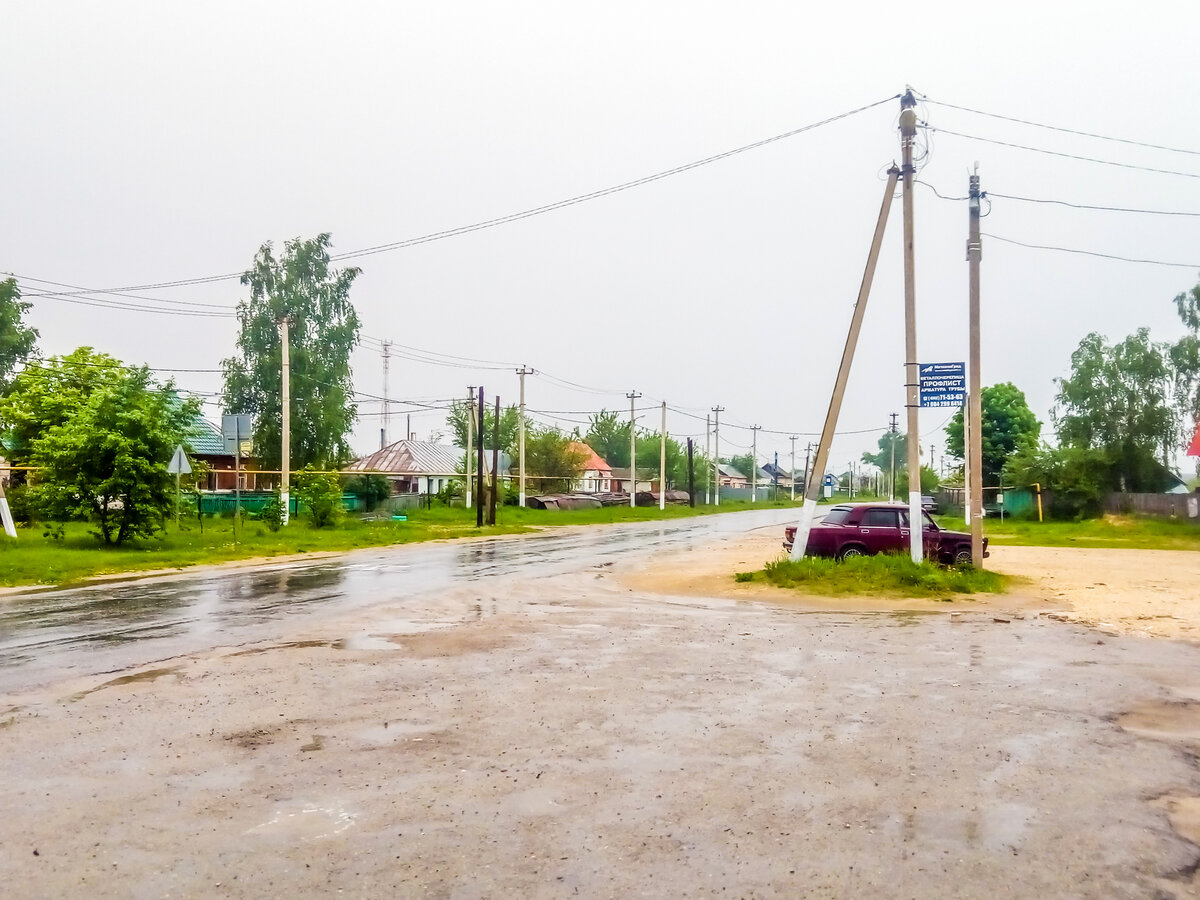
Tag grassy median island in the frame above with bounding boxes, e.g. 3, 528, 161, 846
0, 499, 803, 589
735, 554, 1008, 600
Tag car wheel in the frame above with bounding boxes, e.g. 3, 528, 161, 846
837, 544, 866, 561
953, 546, 972, 566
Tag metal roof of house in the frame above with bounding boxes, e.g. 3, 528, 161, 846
344, 440, 464, 476
185, 416, 227, 456
718, 464, 747, 479
568, 441, 612, 473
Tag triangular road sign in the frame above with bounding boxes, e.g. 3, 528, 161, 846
167, 445, 192, 474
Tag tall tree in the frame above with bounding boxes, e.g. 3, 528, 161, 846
584, 409, 630, 469
445, 400, 520, 455
524, 426, 587, 493
861, 431, 907, 473
0, 277, 39, 393
1053, 329, 1178, 491
0, 348, 196, 543
945, 382, 1041, 486
221, 234, 361, 469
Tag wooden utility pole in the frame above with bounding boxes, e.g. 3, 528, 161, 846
627, 391, 641, 507
489, 395, 500, 526
789, 165, 900, 560
279, 318, 291, 525
900, 89, 923, 564
705, 414, 712, 504
789, 435, 798, 501
750, 425, 761, 503
516, 366, 534, 507
889, 412, 899, 502
968, 166, 985, 565
476, 386, 485, 528
804, 442, 813, 496
687, 438, 695, 507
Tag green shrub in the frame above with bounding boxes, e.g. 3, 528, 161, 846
295, 468, 344, 528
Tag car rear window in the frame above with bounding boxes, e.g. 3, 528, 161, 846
822, 507, 853, 525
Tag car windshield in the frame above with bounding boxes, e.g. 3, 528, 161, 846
821, 507, 853, 525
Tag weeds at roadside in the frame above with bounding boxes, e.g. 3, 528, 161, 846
736, 553, 1008, 599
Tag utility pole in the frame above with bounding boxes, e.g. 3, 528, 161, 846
627, 391, 641, 508
659, 401, 667, 511
712, 406, 724, 506
789, 435, 798, 501
0, 475, 16, 539
889, 412, 899, 502
750, 425, 761, 503
968, 165, 985, 565
516, 366, 535, 507
705, 414, 712, 505
804, 442, 813, 497
900, 89, 923, 564
381, 339, 392, 449
279, 318, 291, 526
789, 165, 899, 561
476, 387, 485, 528
687, 438, 695, 507
465, 386, 476, 509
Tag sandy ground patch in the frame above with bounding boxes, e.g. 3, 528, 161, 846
623, 531, 1200, 640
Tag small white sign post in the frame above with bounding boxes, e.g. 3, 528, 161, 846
167, 444, 192, 525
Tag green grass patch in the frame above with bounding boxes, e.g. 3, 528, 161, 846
0, 498, 806, 588
736, 553, 1008, 599
932, 512, 1200, 551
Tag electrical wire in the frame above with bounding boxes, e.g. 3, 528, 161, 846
921, 97, 1200, 157
985, 191, 1200, 217
922, 125, 1200, 180
14, 274, 236, 310
983, 232, 1200, 269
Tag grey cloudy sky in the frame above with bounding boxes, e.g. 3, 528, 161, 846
5, 1, 1199, 474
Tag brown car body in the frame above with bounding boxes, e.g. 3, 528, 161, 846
783, 502, 988, 565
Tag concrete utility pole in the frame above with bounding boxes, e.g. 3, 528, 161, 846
804, 442, 812, 497
705, 414, 712, 505
659, 401, 667, 510
900, 89, 923, 564
712, 407, 724, 506
789, 435, 798, 501
967, 165, 985, 565
381, 339, 392, 449
279, 318, 291, 526
516, 366, 535, 508
0, 476, 16, 539
750, 425, 762, 503
465, 386, 476, 509
627, 391, 641, 508
476, 387, 485, 528
789, 165, 900, 561
889, 412, 899, 502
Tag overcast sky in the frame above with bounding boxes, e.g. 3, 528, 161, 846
5, 1, 1199, 476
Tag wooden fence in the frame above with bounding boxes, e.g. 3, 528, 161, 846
1104, 492, 1200, 519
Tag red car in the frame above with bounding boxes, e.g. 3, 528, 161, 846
783, 503, 988, 566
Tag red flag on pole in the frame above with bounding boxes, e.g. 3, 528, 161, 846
1188, 420, 1200, 456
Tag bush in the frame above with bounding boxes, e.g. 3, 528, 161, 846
346, 474, 391, 511
295, 468, 344, 528
5, 483, 36, 524
259, 488, 285, 532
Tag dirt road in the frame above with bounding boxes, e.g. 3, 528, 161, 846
4, 527, 1200, 897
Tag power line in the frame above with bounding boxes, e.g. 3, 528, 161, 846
983, 232, 1200, 269
922, 125, 1200, 180
985, 191, 1200, 217
921, 97, 1200, 157
13, 274, 236, 309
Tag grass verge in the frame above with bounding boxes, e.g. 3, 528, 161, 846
0, 499, 802, 589
735, 554, 1008, 600
932, 513, 1200, 551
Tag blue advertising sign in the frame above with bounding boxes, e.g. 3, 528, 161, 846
918, 362, 966, 408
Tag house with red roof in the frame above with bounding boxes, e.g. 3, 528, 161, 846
568, 441, 613, 493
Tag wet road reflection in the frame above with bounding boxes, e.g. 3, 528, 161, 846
0, 508, 796, 691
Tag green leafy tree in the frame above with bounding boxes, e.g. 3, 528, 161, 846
446, 400, 520, 455
1053, 329, 1178, 491
861, 431, 907, 474
895, 465, 939, 496
0, 278, 38, 393
524, 426, 587, 493
345, 473, 391, 511
295, 467, 344, 527
945, 383, 1041, 486
0, 347, 121, 464
1170, 279, 1200, 434
0, 350, 197, 543
221, 234, 361, 469
584, 409, 631, 469
1004, 444, 1110, 519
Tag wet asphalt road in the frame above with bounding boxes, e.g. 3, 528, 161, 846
0, 508, 797, 693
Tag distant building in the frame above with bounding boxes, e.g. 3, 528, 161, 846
568, 442, 613, 493
609, 467, 653, 494
717, 464, 748, 489
344, 439, 464, 495
184, 415, 266, 491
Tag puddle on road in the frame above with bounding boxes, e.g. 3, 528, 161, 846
245, 804, 356, 842
70, 665, 184, 700
1119, 700, 1200, 744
